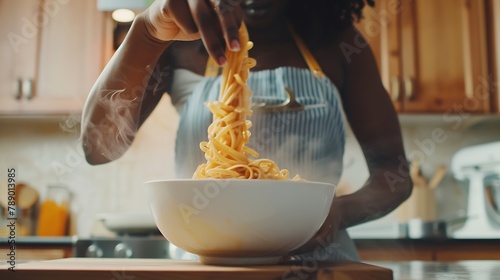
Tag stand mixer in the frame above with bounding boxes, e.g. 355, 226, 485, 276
451, 141, 500, 238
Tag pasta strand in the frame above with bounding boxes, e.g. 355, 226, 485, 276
193, 24, 294, 180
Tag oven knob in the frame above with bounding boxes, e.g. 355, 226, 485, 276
86, 244, 103, 258
114, 243, 133, 258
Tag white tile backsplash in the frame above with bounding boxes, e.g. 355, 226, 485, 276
0, 95, 179, 237
1, 101, 500, 236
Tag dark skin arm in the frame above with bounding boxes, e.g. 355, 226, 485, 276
339, 26, 412, 228
290, 26, 412, 255
80, 15, 171, 164
81, 0, 241, 165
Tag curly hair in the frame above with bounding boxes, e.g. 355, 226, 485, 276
286, 0, 375, 45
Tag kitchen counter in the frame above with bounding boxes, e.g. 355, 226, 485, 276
0, 236, 75, 245
353, 238, 500, 246
1, 258, 499, 280
2, 237, 497, 262
354, 238, 500, 261
373, 261, 500, 280
1, 236, 74, 261
0, 258, 392, 280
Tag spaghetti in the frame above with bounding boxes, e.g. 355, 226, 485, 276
193, 24, 291, 180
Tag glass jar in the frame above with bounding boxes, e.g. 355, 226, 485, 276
36, 185, 70, 236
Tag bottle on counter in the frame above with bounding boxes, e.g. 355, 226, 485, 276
36, 185, 71, 236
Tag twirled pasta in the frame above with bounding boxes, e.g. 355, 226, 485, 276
193, 24, 291, 180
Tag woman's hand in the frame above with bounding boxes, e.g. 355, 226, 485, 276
143, 0, 243, 65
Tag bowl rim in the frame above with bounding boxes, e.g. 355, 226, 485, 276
143, 178, 336, 187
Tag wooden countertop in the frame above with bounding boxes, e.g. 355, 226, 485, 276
0, 236, 74, 245
0, 258, 393, 280
2, 258, 499, 279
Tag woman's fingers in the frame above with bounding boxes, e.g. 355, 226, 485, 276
166, 0, 198, 35
212, 0, 242, 52
187, 0, 227, 65
148, 0, 243, 64
184, 0, 243, 64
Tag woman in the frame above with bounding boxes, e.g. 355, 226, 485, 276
81, 0, 412, 261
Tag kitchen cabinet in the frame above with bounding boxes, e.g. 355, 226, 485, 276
488, 0, 500, 112
0, 0, 111, 115
0, 0, 39, 112
356, 0, 492, 113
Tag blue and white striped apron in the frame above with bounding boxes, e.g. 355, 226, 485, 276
169, 35, 359, 261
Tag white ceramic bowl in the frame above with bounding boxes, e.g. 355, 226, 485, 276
143, 179, 335, 265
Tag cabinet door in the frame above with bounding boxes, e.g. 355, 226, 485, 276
0, 0, 40, 113
400, 0, 490, 113
488, 0, 500, 112
355, 0, 402, 111
23, 0, 108, 114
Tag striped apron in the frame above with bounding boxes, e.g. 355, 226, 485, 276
169, 32, 359, 261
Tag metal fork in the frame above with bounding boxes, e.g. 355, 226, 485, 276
252, 87, 305, 113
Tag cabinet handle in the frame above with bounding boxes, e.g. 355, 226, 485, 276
462, 0, 476, 100
23, 79, 34, 100
15, 79, 23, 100
404, 77, 414, 100
390, 76, 400, 102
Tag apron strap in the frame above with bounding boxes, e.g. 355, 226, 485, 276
205, 56, 220, 77
287, 24, 326, 78
204, 25, 325, 78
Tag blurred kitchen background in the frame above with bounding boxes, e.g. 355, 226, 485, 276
1, 0, 500, 262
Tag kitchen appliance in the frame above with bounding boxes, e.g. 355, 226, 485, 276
451, 141, 500, 238
74, 236, 170, 258
406, 215, 469, 239
97, 212, 160, 235
74, 210, 199, 260
74, 235, 199, 260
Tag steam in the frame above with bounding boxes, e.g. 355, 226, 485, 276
248, 109, 345, 185
253, 134, 343, 184
82, 88, 140, 161
81, 62, 170, 162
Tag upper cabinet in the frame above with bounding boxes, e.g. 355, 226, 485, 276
356, 0, 493, 114
488, 0, 500, 113
0, 0, 111, 115
0, 0, 40, 113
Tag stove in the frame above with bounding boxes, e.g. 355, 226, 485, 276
74, 236, 169, 258
74, 236, 198, 260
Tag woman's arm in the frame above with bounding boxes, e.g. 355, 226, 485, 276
81, 0, 242, 165
81, 14, 172, 165
335, 26, 413, 230
290, 26, 412, 255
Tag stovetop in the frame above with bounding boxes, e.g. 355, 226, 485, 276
73, 236, 198, 260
